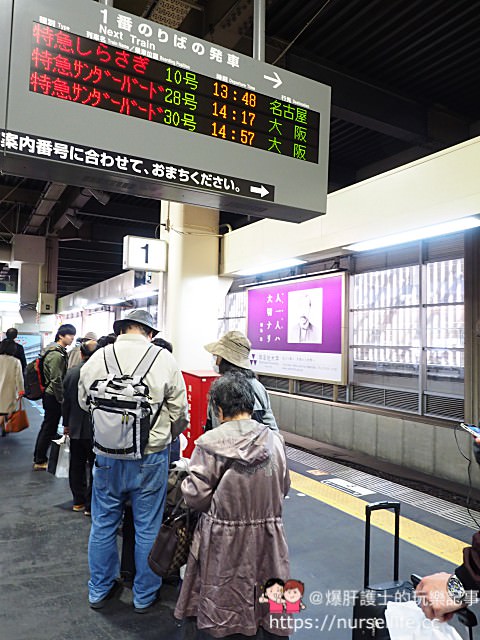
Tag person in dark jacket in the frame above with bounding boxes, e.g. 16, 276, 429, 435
63, 340, 97, 515
5, 328, 27, 372
33, 323, 76, 470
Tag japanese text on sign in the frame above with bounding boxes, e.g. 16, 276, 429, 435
30, 23, 320, 163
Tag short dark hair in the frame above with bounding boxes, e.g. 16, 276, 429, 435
97, 334, 117, 348
5, 328, 18, 340
55, 324, 76, 341
0, 339, 17, 356
262, 578, 285, 593
152, 337, 173, 353
209, 372, 255, 420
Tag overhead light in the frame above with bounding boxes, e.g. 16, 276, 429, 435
103, 297, 124, 305
235, 258, 306, 276
344, 216, 480, 252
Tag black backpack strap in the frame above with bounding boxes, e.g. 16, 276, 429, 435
104, 344, 122, 376
132, 346, 163, 380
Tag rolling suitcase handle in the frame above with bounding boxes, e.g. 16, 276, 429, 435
411, 574, 477, 640
364, 501, 400, 589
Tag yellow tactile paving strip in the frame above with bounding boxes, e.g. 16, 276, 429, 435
290, 470, 467, 565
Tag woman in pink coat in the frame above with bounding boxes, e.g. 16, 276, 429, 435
175, 372, 290, 638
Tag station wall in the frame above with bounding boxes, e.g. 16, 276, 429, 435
269, 392, 480, 490
220, 135, 480, 491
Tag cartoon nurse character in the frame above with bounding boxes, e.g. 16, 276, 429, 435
258, 578, 285, 614
283, 579, 306, 614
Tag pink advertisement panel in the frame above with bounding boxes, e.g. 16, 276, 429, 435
247, 273, 346, 383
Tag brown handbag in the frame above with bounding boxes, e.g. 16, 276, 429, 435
5, 398, 29, 433
148, 499, 198, 577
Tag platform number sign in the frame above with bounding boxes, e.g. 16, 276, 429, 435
122, 236, 167, 272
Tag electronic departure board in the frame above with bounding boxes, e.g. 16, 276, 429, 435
30, 24, 320, 164
3, 0, 331, 223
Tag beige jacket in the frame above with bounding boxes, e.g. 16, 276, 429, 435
0, 354, 24, 414
78, 333, 189, 453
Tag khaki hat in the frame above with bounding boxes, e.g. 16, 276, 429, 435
204, 330, 251, 369
113, 310, 159, 337
83, 331, 98, 341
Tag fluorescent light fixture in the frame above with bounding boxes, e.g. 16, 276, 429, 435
235, 258, 306, 276
103, 297, 124, 305
344, 216, 480, 252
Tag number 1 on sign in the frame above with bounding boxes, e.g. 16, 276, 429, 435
141, 243, 149, 264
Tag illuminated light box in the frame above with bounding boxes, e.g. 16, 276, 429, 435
247, 273, 347, 384
29, 24, 320, 165
2, 0, 331, 224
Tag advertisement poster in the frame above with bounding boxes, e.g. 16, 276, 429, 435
247, 273, 347, 383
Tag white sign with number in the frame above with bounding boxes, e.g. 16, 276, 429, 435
122, 236, 167, 272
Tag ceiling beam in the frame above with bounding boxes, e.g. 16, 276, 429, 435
0, 185, 41, 205
58, 251, 122, 265
58, 222, 157, 244
79, 200, 159, 225
287, 52, 470, 147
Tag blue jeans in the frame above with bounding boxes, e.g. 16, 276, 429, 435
88, 449, 169, 609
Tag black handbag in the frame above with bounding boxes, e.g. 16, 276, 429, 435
148, 499, 198, 578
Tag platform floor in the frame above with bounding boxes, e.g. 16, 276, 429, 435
1, 401, 479, 639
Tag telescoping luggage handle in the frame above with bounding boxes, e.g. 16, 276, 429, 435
364, 501, 400, 589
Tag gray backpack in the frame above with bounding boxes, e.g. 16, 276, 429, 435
88, 344, 163, 460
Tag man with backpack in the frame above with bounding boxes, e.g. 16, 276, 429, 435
78, 310, 189, 613
33, 323, 77, 470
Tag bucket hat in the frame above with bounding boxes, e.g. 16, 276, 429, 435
113, 310, 159, 337
204, 330, 251, 369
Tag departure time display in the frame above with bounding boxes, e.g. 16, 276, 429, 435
29, 23, 320, 164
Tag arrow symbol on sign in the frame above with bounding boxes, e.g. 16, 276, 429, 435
250, 185, 269, 198
263, 71, 282, 88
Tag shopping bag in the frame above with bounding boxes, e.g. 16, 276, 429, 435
55, 436, 70, 479
5, 398, 29, 433
47, 435, 63, 475
385, 600, 464, 640
47, 435, 70, 478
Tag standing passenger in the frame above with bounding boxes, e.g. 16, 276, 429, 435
0, 339, 25, 436
63, 340, 97, 515
68, 331, 97, 369
4, 328, 27, 372
204, 330, 278, 430
33, 324, 76, 469
175, 372, 290, 637
78, 310, 189, 612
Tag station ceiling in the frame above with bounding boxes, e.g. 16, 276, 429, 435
1, 0, 479, 296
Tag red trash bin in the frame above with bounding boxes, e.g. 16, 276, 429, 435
182, 370, 219, 458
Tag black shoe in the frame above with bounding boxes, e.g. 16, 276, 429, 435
89, 579, 123, 610
133, 591, 161, 614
